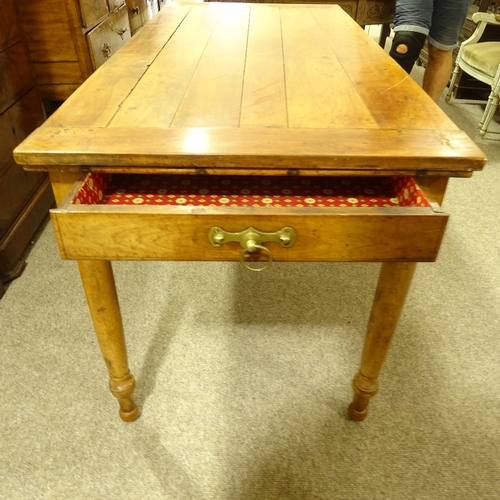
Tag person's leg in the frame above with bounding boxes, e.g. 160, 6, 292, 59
424, 0, 473, 101
389, 0, 433, 73
422, 45, 453, 101
390, 30, 427, 73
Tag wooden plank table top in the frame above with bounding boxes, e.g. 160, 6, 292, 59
13, 2, 487, 423
15, 1, 485, 176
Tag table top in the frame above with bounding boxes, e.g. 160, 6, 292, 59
14, 1, 485, 176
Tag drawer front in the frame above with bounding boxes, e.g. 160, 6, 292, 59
0, 41, 34, 115
0, 0, 22, 51
9, 88, 46, 145
126, 0, 149, 34
51, 207, 447, 262
79, 0, 109, 29
1, 88, 45, 175
86, 5, 131, 69
0, 110, 17, 175
50, 175, 448, 263
108, 0, 126, 11
0, 160, 45, 239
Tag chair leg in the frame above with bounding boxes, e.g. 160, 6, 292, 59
378, 23, 391, 49
445, 63, 461, 103
479, 91, 499, 135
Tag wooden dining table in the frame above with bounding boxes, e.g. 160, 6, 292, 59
14, 1, 486, 422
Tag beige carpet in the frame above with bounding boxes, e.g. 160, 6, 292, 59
1, 43, 500, 499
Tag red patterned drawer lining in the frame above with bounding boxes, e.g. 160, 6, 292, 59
72, 173, 430, 208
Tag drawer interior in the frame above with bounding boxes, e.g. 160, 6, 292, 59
72, 173, 431, 208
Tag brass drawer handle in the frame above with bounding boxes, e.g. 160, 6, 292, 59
240, 242, 272, 272
208, 226, 296, 272
108, 21, 129, 39
102, 42, 112, 58
114, 27, 129, 39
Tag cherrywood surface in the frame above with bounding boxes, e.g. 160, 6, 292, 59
15, 2, 486, 174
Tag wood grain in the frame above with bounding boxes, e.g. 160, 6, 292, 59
0, 0, 22, 52
280, 6, 377, 128
170, 3, 249, 128
15, 126, 485, 173
14, 3, 486, 175
49, 171, 86, 206
77, 259, 139, 422
240, 6, 287, 127
0, 42, 34, 115
349, 261, 417, 421
51, 202, 447, 262
79, 0, 109, 29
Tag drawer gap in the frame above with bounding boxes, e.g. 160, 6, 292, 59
72, 173, 431, 208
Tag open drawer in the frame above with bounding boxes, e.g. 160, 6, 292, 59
50, 173, 448, 263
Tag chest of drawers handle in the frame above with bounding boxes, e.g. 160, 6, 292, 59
101, 42, 111, 58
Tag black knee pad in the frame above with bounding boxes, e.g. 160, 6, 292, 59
389, 31, 427, 74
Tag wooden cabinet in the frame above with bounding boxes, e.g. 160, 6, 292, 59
17, 0, 132, 101
0, 0, 54, 297
125, 0, 163, 35
87, 5, 132, 68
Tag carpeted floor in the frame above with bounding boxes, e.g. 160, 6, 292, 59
1, 32, 499, 500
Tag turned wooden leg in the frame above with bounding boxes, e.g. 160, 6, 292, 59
78, 260, 139, 422
348, 262, 417, 421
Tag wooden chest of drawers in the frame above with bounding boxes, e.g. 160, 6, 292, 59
126, 0, 157, 34
0, 0, 54, 296
17, 0, 132, 101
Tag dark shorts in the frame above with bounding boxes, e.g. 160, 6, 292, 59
393, 0, 473, 50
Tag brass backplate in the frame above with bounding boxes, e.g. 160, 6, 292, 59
208, 226, 296, 249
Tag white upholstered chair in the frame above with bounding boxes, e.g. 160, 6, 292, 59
446, 12, 500, 136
